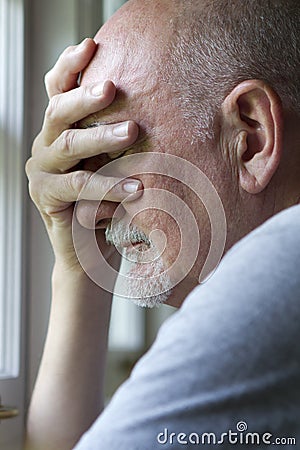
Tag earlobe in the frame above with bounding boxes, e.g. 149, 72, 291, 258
221, 80, 283, 194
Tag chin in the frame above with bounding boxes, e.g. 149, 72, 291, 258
114, 249, 199, 309
113, 250, 173, 308
106, 220, 197, 308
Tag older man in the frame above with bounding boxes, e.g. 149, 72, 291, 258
25, 0, 300, 449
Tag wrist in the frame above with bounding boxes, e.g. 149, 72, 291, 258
52, 260, 113, 305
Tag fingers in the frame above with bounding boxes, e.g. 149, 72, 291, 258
53, 171, 143, 202
29, 40, 142, 219
26, 38, 143, 267
40, 80, 117, 145
45, 38, 97, 98
34, 120, 139, 172
26, 166, 143, 215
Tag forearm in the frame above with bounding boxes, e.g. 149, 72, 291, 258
25, 263, 112, 450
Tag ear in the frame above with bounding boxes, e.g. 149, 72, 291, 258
221, 80, 283, 194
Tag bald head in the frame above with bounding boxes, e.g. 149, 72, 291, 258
86, 0, 300, 142
84, 0, 174, 88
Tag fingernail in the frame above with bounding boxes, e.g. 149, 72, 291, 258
91, 83, 104, 97
76, 38, 89, 51
123, 180, 141, 193
113, 122, 129, 137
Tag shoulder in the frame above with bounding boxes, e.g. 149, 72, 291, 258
227, 204, 300, 260
74, 206, 300, 450
192, 204, 300, 306
181, 204, 300, 351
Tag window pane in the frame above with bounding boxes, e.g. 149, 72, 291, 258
0, 0, 24, 379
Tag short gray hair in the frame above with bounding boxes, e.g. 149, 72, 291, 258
166, 0, 300, 141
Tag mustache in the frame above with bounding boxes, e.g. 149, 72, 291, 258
105, 221, 151, 248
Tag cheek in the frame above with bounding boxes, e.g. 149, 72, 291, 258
130, 174, 202, 273
134, 208, 181, 266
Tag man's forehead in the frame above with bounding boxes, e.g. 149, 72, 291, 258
79, 0, 176, 130
80, 62, 164, 131
80, 46, 164, 129
81, 38, 162, 92
80, 0, 174, 87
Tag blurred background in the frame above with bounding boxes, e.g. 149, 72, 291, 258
0, 1, 174, 449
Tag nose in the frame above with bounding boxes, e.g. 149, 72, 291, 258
75, 200, 126, 229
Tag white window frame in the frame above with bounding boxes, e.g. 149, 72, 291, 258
0, 0, 24, 380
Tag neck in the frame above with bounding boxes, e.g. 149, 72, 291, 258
276, 112, 300, 209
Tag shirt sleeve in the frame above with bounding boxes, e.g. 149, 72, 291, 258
74, 206, 300, 450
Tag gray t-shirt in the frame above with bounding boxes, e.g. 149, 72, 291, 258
74, 205, 300, 449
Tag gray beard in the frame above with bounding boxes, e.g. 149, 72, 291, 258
105, 221, 172, 308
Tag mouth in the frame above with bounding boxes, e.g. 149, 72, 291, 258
124, 242, 151, 255
105, 221, 151, 250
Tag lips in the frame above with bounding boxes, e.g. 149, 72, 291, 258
115, 239, 151, 254
105, 221, 151, 249
124, 241, 150, 251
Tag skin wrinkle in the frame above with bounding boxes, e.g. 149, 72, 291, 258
79, 120, 151, 159
78, 84, 167, 160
